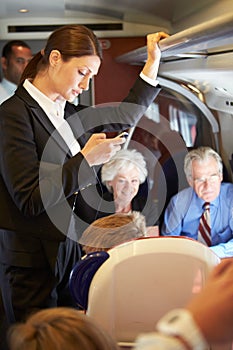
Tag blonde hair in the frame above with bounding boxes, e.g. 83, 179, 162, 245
80, 211, 147, 253
7, 307, 119, 350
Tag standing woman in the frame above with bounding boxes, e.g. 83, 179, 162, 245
0, 24, 168, 331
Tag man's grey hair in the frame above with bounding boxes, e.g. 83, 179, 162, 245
184, 146, 223, 180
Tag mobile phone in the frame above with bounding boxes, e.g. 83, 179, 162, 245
115, 131, 129, 138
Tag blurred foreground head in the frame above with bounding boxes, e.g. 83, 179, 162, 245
80, 211, 147, 253
8, 307, 119, 350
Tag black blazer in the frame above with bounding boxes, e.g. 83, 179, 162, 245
0, 78, 160, 267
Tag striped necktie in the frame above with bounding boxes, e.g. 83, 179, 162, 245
198, 202, 211, 246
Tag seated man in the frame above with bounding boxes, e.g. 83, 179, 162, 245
79, 211, 148, 254
161, 146, 233, 258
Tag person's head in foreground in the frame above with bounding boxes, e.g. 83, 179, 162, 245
80, 211, 147, 254
7, 307, 119, 350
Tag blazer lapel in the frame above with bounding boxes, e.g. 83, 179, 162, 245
16, 86, 76, 157
32, 106, 73, 157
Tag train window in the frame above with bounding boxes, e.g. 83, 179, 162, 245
128, 84, 218, 212
153, 87, 209, 148
169, 105, 197, 147
130, 85, 217, 156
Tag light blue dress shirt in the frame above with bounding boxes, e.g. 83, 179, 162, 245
161, 182, 233, 258
0, 78, 17, 104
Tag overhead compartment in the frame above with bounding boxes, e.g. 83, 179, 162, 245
115, 12, 233, 64
115, 13, 233, 107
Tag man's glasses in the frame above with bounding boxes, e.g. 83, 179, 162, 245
193, 174, 220, 184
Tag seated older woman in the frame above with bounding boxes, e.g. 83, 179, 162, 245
75, 149, 159, 237
98, 149, 159, 235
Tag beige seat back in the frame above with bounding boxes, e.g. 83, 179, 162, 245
86, 236, 220, 345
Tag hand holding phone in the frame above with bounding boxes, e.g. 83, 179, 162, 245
115, 131, 129, 138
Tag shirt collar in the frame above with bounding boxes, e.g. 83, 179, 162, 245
23, 79, 66, 118
198, 192, 220, 209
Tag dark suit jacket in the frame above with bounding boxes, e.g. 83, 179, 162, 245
0, 78, 160, 268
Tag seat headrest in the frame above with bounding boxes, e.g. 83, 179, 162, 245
69, 251, 109, 310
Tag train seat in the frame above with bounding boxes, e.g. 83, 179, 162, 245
69, 236, 220, 348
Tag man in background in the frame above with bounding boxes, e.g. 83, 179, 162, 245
0, 40, 32, 104
161, 146, 233, 258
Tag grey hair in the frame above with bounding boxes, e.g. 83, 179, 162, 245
101, 149, 148, 192
184, 146, 223, 180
